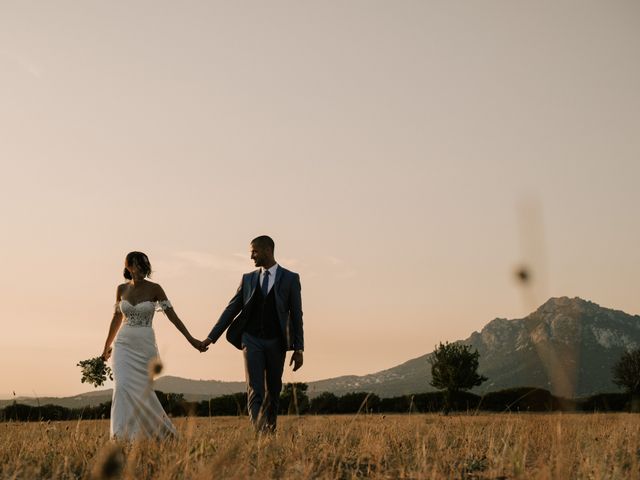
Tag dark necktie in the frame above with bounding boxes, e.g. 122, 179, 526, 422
262, 270, 270, 297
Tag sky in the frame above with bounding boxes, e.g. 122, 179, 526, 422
1, 1, 639, 398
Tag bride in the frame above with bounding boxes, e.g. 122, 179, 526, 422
100, 251, 206, 440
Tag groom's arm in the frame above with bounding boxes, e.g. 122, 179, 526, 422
287, 273, 304, 371
205, 277, 245, 344
289, 273, 304, 352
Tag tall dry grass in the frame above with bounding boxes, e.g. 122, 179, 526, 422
0, 413, 638, 479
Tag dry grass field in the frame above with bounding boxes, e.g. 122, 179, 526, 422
0, 413, 638, 479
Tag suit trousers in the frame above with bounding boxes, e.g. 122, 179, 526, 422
241, 332, 286, 432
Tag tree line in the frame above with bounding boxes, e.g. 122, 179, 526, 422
0, 386, 634, 422
3, 343, 639, 422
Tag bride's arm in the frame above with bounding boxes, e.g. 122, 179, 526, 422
155, 284, 206, 351
102, 285, 124, 360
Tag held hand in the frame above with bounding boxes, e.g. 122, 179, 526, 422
197, 338, 212, 352
289, 351, 303, 371
197, 339, 209, 352
189, 337, 209, 353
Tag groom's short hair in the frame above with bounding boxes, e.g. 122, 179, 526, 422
251, 235, 275, 252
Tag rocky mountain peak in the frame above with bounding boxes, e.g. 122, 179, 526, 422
535, 296, 596, 316
463, 297, 640, 397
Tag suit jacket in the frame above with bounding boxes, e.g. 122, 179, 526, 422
207, 266, 304, 351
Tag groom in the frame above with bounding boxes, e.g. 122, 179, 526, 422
201, 235, 304, 432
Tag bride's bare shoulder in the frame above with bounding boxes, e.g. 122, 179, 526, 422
148, 282, 169, 301
146, 281, 164, 293
115, 283, 128, 300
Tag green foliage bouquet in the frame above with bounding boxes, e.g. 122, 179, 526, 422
77, 355, 113, 387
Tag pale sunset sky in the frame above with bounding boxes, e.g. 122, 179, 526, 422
1, 1, 639, 398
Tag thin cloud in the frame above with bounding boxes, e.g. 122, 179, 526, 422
0, 50, 43, 78
326, 256, 344, 266
283, 256, 358, 279
278, 256, 300, 268
234, 252, 301, 268
326, 256, 357, 278
173, 251, 248, 272
152, 251, 249, 277
154, 251, 334, 279
336, 269, 358, 279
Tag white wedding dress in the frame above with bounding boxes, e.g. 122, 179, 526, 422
110, 299, 177, 440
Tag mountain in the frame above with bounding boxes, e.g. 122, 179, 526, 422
154, 376, 245, 398
0, 378, 246, 409
468, 296, 640, 397
308, 297, 640, 398
5, 297, 638, 408
0, 390, 113, 409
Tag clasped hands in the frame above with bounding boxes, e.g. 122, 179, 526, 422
189, 337, 212, 353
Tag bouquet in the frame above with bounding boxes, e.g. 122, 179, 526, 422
77, 355, 113, 388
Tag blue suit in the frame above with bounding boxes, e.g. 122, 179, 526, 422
207, 265, 304, 431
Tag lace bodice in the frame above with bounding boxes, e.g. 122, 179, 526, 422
116, 299, 173, 327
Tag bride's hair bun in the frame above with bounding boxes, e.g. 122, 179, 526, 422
124, 251, 152, 279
